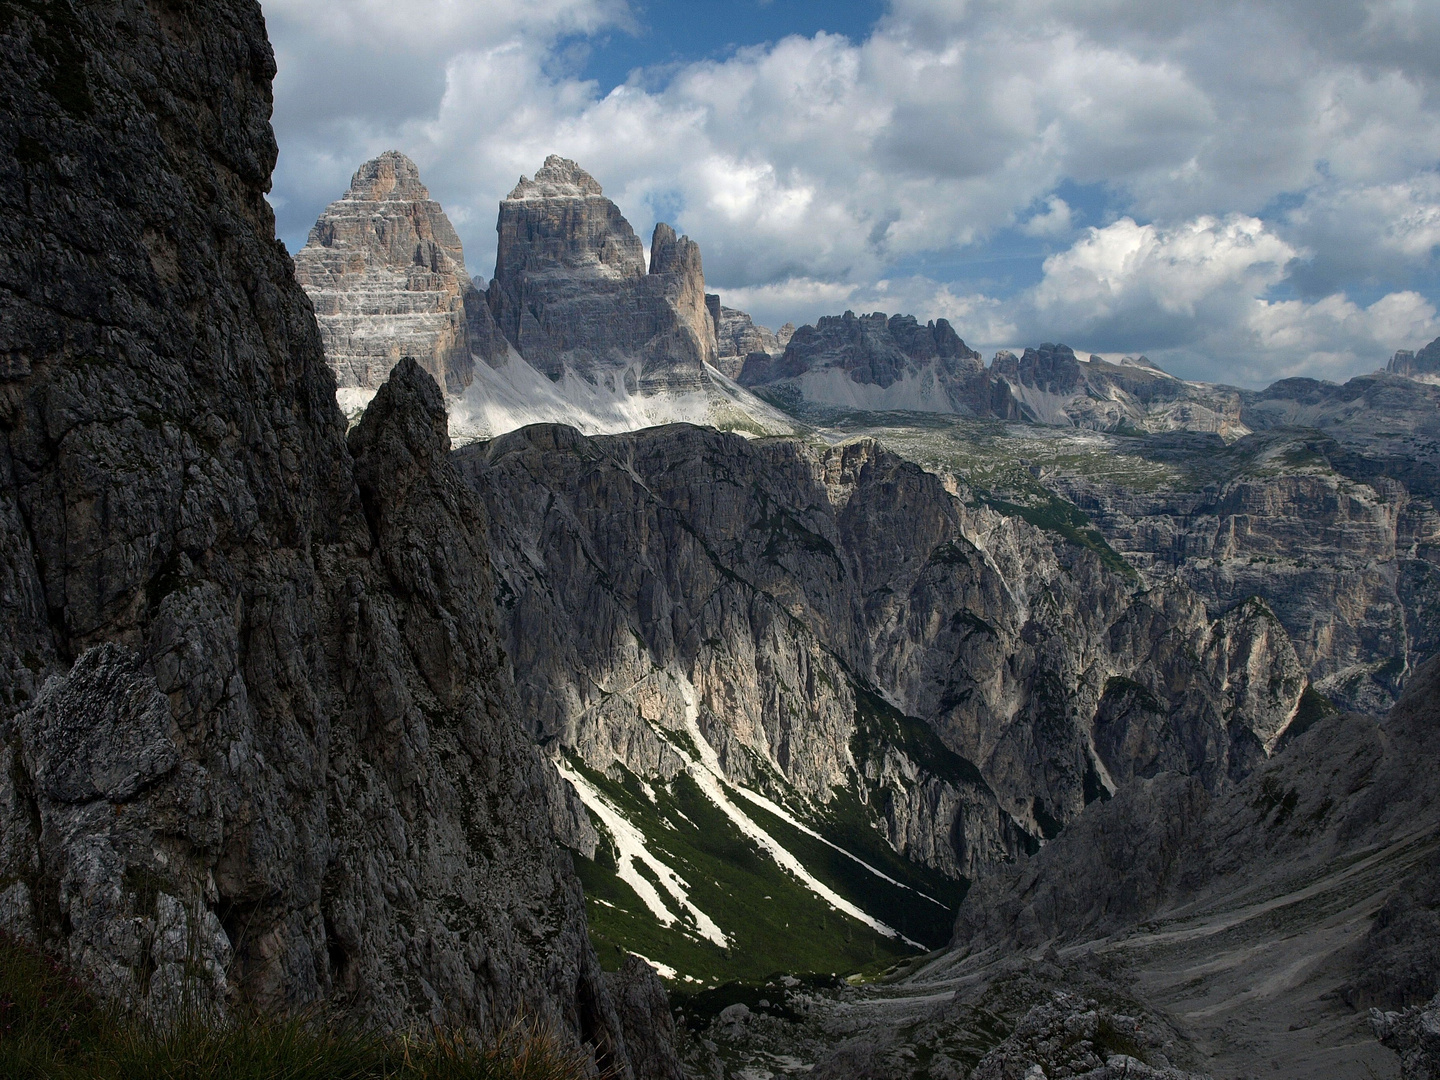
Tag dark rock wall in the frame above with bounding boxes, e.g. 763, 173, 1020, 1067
0, 0, 638, 1067
953, 653, 1440, 969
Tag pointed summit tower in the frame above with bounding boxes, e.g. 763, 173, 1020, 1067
489, 155, 716, 393
298, 153, 794, 440
295, 151, 479, 397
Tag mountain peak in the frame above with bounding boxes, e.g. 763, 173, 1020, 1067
295, 152, 476, 396
1389, 335, 1440, 378
506, 154, 606, 200
343, 150, 430, 203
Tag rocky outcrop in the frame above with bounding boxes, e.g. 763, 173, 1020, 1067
740, 310, 997, 415
295, 154, 796, 443
993, 344, 1248, 438
0, 1, 649, 1068
971, 991, 1208, 1080
1372, 993, 1440, 1080
953, 651, 1440, 958
487, 155, 714, 394
925, 654, 1440, 1076
294, 151, 481, 398
1049, 425, 1440, 714
1389, 335, 1440, 380
737, 322, 1248, 435
458, 423, 1309, 881
715, 305, 786, 380
605, 956, 684, 1080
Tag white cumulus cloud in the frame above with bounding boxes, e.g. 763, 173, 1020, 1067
262, 0, 1440, 386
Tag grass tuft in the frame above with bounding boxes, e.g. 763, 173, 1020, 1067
0, 932, 590, 1080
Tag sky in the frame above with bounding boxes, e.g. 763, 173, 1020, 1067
261, 0, 1440, 388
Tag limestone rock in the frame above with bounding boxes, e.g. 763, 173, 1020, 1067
1389, 335, 1440, 380
1050, 424, 1439, 714
992, 344, 1248, 437
1372, 993, 1440, 1080
972, 991, 1209, 1080
488, 155, 714, 393
16, 644, 179, 804
929, 656, 1440, 1076
715, 305, 784, 380
294, 151, 480, 397
296, 154, 794, 442
737, 321, 1248, 434
740, 310, 993, 414
953, 652, 1440, 958
606, 956, 685, 1080
458, 422, 1312, 882
0, 3, 651, 1070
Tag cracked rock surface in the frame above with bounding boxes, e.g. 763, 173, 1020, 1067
0, 2, 655, 1073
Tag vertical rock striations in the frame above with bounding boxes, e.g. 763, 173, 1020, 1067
458, 424, 1309, 876
488, 155, 715, 394
0, 0, 643, 1067
715, 305, 787, 380
294, 151, 480, 399
296, 152, 797, 442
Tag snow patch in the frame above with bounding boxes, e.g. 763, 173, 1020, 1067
556, 760, 729, 949
666, 672, 926, 948
630, 953, 680, 981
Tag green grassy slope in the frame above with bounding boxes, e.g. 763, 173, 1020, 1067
566, 744, 965, 986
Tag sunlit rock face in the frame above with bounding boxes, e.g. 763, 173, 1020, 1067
294, 151, 477, 396
458, 423, 1309, 878
488, 155, 716, 395
714, 304, 790, 380
296, 152, 795, 442
993, 343, 1250, 438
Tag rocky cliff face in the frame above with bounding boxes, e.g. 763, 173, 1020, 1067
296, 153, 796, 443
714, 306, 789, 380
738, 323, 1252, 435
1045, 389, 1440, 712
294, 151, 480, 402
488, 156, 714, 394
992, 343, 1249, 438
939, 655, 1440, 1074
740, 310, 998, 415
457, 424, 1310, 911
1389, 335, 1440, 380
0, 1, 649, 1068
695, 658, 1440, 1079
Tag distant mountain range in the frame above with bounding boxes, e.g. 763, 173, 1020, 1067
296, 151, 1440, 456
293, 153, 1440, 1006
12, 6, 1439, 1078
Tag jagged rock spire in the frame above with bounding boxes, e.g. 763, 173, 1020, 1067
294, 150, 478, 395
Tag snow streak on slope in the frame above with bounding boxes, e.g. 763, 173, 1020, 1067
664, 673, 927, 949
722, 764, 949, 909
556, 759, 729, 949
